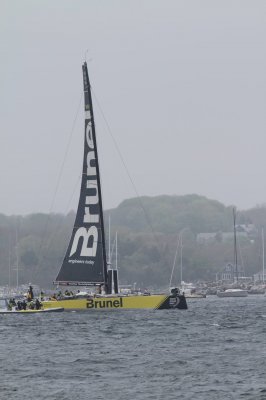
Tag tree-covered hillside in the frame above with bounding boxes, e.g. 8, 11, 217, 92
110, 194, 234, 234
0, 195, 264, 289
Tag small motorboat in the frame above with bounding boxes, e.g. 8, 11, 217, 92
217, 289, 248, 298
0, 307, 64, 314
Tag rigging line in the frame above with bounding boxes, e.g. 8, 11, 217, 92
54, 173, 84, 278
47, 173, 83, 277
33, 93, 83, 280
91, 87, 158, 241
63, 173, 82, 215
33, 173, 82, 284
49, 91, 83, 215
169, 233, 181, 290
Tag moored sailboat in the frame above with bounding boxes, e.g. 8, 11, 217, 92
216, 288, 248, 298
217, 208, 248, 298
43, 62, 187, 311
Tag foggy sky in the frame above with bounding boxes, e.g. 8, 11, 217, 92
1, 0, 266, 216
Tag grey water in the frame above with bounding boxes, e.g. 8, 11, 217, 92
0, 296, 265, 400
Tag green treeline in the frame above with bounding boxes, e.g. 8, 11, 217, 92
0, 194, 265, 289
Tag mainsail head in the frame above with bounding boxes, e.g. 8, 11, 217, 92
55, 63, 108, 287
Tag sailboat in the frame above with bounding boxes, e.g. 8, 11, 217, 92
170, 231, 205, 298
248, 227, 265, 294
217, 208, 248, 298
43, 62, 187, 311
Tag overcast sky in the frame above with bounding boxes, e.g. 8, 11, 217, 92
0, 0, 266, 216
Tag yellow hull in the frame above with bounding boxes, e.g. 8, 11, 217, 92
43, 294, 187, 310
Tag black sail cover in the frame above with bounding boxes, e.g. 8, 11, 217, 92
55, 63, 108, 286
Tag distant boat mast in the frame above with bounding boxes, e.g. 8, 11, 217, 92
262, 227, 265, 283
180, 230, 183, 284
233, 207, 238, 283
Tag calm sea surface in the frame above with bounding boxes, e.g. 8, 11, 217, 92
0, 296, 265, 400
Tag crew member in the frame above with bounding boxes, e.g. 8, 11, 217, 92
27, 285, 34, 301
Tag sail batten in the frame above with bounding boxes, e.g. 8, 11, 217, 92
55, 63, 108, 288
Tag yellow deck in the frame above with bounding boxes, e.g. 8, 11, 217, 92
43, 294, 169, 310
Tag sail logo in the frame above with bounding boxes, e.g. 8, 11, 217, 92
69, 109, 100, 259
169, 297, 180, 308
87, 297, 123, 309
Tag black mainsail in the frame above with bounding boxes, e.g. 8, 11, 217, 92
55, 62, 108, 289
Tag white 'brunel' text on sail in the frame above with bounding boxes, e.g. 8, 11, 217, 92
70, 111, 99, 258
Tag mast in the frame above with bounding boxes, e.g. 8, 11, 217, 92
55, 62, 108, 291
262, 227, 265, 283
14, 220, 19, 289
115, 231, 118, 270
108, 215, 111, 268
233, 207, 238, 283
180, 231, 183, 284
82, 62, 108, 292
113, 231, 119, 294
